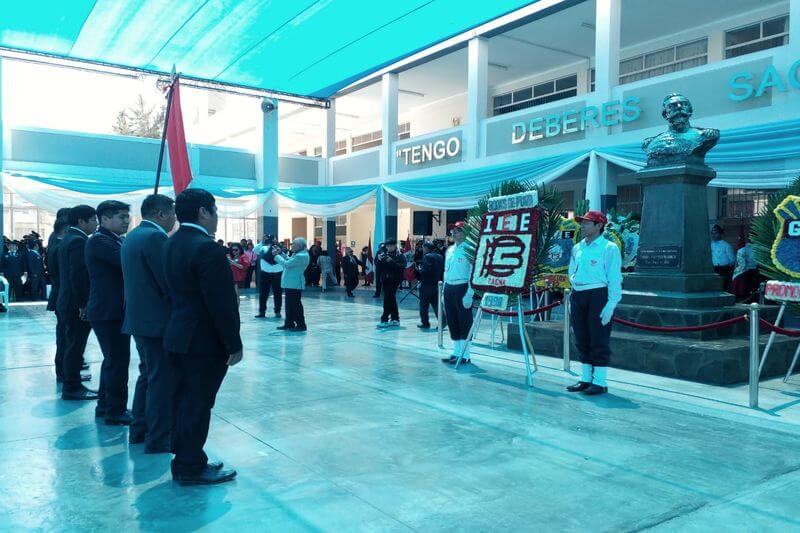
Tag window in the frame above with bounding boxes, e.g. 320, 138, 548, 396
718, 188, 771, 219
296, 149, 308, 156
2, 187, 56, 242
313, 146, 322, 157
558, 190, 575, 216
589, 68, 595, 92
492, 74, 578, 116
725, 15, 789, 59
616, 184, 644, 216
313, 216, 348, 239
351, 122, 410, 152
619, 38, 708, 85
335, 139, 348, 156
216, 216, 257, 244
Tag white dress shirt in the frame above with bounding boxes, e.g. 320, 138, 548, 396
568, 235, 623, 305
254, 243, 284, 273
710, 239, 735, 267
444, 242, 472, 285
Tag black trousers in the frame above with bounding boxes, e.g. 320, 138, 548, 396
714, 265, 733, 293
29, 275, 46, 300
284, 289, 306, 328
374, 269, 382, 296
93, 320, 131, 417
170, 352, 228, 477
54, 310, 67, 380
444, 283, 473, 340
381, 280, 400, 322
62, 310, 92, 392
419, 283, 440, 326
345, 274, 359, 295
259, 271, 282, 314
570, 287, 611, 367
7, 276, 24, 302
131, 335, 174, 450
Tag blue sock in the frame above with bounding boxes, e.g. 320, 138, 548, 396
593, 366, 607, 387
581, 364, 593, 383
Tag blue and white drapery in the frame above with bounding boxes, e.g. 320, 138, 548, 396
4, 117, 800, 232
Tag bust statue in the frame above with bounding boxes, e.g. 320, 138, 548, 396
641, 93, 719, 168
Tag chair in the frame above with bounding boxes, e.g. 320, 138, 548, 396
0, 275, 9, 311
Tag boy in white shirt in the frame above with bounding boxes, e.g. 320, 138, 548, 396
566, 211, 622, 395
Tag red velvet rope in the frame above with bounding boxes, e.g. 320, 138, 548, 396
757, 318, 800, 337
611, 314, 747, 332
480, 300, 562, 317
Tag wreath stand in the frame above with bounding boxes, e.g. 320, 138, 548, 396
454, 302, 538, 387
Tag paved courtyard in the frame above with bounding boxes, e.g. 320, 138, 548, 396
1, 287, 799, 532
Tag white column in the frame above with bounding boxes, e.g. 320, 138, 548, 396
465, 37, 489, 161
585, 152, 602, 212
380, 73, 399, 177
321, 99, 336, 160
594, 0, 621, 100
256, 98, 279, 238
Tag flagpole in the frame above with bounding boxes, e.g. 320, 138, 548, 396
154, 74, 177, 194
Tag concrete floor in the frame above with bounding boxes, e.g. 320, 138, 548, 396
1, 287, 800, 532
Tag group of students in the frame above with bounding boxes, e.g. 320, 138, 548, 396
0, 235, 48, 305
49, 189, 245, 486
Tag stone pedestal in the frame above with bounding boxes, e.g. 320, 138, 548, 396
622, 163, 734, 308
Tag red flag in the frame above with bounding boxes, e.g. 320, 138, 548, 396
403, 232, 416, 282
166, 80, 192, 195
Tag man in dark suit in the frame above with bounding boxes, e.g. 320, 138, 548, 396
418, 241, 444, 329
1, 240, 28, 302
342, 247, 362, 297
163, 188, 241, 485
121, 194, 176, 452
86, 200, 131, 424
47, 217, 70, 382
57, 205, 99, 400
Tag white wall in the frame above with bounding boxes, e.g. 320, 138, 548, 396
408, 92, 468, 137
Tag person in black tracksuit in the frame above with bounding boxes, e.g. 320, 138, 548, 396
417, 241, 444, 329
376, 239, 406, 327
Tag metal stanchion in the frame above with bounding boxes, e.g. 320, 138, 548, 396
437, 281, 444, 349
562, 289, 571, 372
749, 303, 759, 409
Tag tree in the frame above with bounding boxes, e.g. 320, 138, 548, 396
111, 95, 165, 138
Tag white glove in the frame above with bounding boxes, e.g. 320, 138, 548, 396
462, 287, 474, 309
599, 303, 615, 326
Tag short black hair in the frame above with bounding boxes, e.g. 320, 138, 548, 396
175, 188, 215, 224
96, 200, 130, 221
141, 194, 175, 218
712, 224, 724, 234
422, 241, 434, 251
68, 205, 97, 226
56, 208, 71, 222
53, 219, 69, 234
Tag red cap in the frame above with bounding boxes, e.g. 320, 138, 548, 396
449, 221, 467, 231
574, 210, 607, 225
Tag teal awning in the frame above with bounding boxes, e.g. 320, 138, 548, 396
0, 0, 539, 99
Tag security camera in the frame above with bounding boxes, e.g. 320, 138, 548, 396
261, 99, 276, 113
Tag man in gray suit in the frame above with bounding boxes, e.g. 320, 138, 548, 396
274, 237, 310, 332
121, 194, 176, 453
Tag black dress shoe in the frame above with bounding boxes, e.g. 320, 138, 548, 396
175, 466, 237, 486
81, 373, 92, 382
582, 384, 608, 396
441, 356, 457, 364
105, 410, 134, 426
566, 381, 592, 393
417, 324, 431, 329
289, 326, 307, 332
62, 386, 99, 401
276, 325, 291, 330
254, 314, 266, 319
208, 461, 224, 471
81, 362, 90, 371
